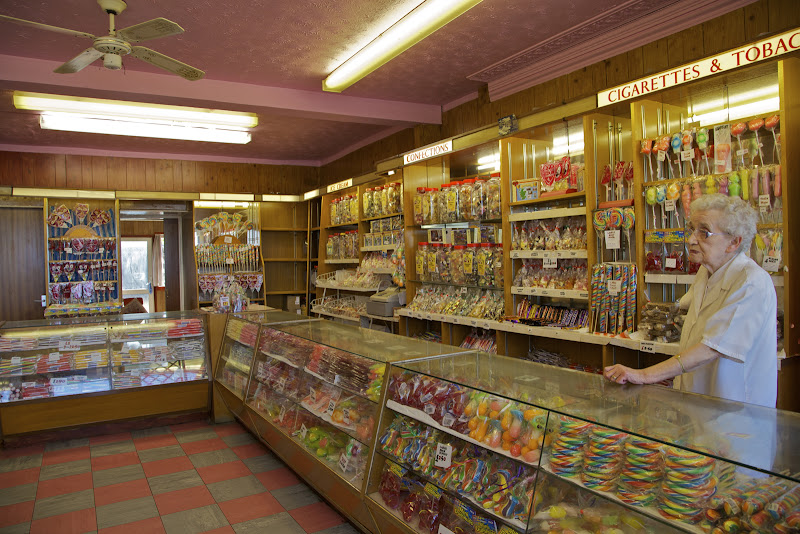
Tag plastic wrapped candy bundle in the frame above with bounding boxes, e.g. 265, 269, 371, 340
581, 428, 627, 492
617, 437, 664, 507
658, 446, 717, 523
638, 301, 686, 343
548, 416, 593, 478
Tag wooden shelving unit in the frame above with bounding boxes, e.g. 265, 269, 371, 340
261, 201, 309, 310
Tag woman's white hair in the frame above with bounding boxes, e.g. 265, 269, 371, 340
690, 193, 758, 251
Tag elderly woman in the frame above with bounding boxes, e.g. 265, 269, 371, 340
604, 194, 777, 407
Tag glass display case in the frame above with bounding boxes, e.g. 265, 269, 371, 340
0, 311, 210, 403
241, 321, 469, 491
368, 351, 800, 534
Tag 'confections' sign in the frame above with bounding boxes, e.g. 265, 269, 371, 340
598, 28, 800, 106
403, 140, 453, 165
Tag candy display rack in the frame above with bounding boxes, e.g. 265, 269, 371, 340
0, 311, 211, 436
367, 351, 800, 534
193, 201, 265, 309
44, 197, 121, 318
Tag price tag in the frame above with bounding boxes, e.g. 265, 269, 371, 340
680, 149, 694, 161
11, 356, 21, 365
607, 280, 621, 295
543, 257, 558, 269
605, 229, 621, 249
665, 257, 677, 269
759, 194, 771, 209
299, 424, 308, 440
278, 405, 287, 423
49, 352, 60, 362
656, 150, 666, 162
434, 443, 452, 469
511, 251, 520, 259
736, 149, 748, 156
225, 258, 235, 265
59, 340, 80, 351
50, 377, 68, 386
664, 199, 676, 212
219, 296, 230, 307
343, 408, 351, 425
276, 377, 286, 392
640, 341, 656, 353
91, 352, 102, 362
65, 247, 73, 254
555, 251, 564, 258
326, 399, 337, 416
99, 248, 105, 254
223, 236, 233, 244
441, 413, 455, 427
309, 388, 317, 403
763, 256, 780, 272
338, 452, 350, 472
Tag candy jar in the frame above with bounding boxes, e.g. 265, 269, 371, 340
413, 188, 425, 225
428, 243, 442, 282
326, 234, 335, 258
487, 173, 502, 219
451, 245, 466, 285
471, 178, 487, 220
459, 179, 474, 221
386, 182, 399, 214
425, 187, 438, 224
363, 188, 374, 219
438, 244, 451, 283
416, 242, 429, 281
492, 243, 504, 287
371, 186, 383, 217
476, 243, 492, 287
436, 185, 449, 224
445, 182, 459, 223
330, 199, 338, 225
463, 243, 477, 285
349, 194, 359, 222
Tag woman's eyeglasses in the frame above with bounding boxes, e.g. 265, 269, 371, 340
686, 223, 727, 240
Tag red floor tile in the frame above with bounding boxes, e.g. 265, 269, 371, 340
99, 516, 165, 534
91, 451, 140, 471
42, 446, 91, 466
141, 455, 194, 478
231, 442, 269, 460
0, 466, 40, 489
154, 485, 215, 516
36, 472, 93, 499
0, 444, 45, 459
180, 437, 228, 456
196, 460, 251, 484
134, 434, 179, 451
94, 478, 152, 507
290, 501, 346, 533
214, 423, 247, 437
255, 467, 301, 491
0, 501, 35, 528
89, 432, 132, 446
30, 507, 97, 534
170, 420, 211, 433
218, 492, 283, 525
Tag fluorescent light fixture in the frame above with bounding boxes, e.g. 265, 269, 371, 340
261, 194, 302, 202
476, 162, 499, 171
194, 200, 253, 209
303, 189, 321, 201
198, 193, 255, 202
14, 91, 258, 128
322, 0, 483, 92
39, 113, 252, 144
690, 85, 779, 114
12, 187, 115, 199
477, 154, 499, 165
387, 170, 396, 176
690, 97, 780, 126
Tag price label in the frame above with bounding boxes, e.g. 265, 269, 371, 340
605, 229, 621, 250
299, 424, 308, 440
763, 256, 780, 272
49, 352, 60, 362
543, 257, 558, 269
434, 443, 452, 469
680, 149, 694, 161
326, 399, 337, 416
219, 296, 230, 307
91, 352, 102, 362
759, 194, 771, 209
640, 341, 656, 353
65, 247, 73, 254
11, 356, 21, 365
343, 408, 351, 425
441, 413, 455, 427
276, 377, 286, 392
59, 340, 80, 351
50, 377, 68, 386
99, 248, 105, 254
338, 452, 350, 472
278, 405, 287, 423
607, 280, 622, 295
656, 150, 666, 162
511, 251, 520, 258
736, 149, 748, 156
664, 199, 676, 212
223, 236, 233, 244
665, 257, 677, 269
225, 258, 235, 265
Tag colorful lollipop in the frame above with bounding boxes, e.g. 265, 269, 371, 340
705, 175, 717, 195
622, 207, 635, 259
667, 181, 681, 226
600, 164, 612, 202
681, 130, 696, 176
696, 128, 711, 174
645, 186, 658, 229
593, 210, 608, 256
681, 183, 692, 221
656, 185, 667, 228
749, 118, 765, 165
728, 172, 741, 198
765, 114, 780, 162
731, 122, 748, 168
670, 133, 683, 178
641, 139, 654, 181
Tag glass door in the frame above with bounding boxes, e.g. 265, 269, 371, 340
121, 237, 153, 312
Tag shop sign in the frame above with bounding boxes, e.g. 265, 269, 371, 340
403, 140, 453, 165
326, 178, 353, 193
598, 28, 800, 107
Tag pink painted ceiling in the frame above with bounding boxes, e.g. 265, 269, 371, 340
0, 0, 754, 168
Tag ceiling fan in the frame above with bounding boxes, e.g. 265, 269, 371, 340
0, 0, 205, 81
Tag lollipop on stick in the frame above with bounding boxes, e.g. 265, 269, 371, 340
625, 162, 635, 200
600, 164, 612, 202
696, 128, 711, 174
622, 207, 635, 261
645, 187, 658, 229
765, 114, 780, 163
731, 122, 748, 168
613, 161, 627, 201
655, 185, 667, 229
728, 171, 741, 198
641, 139, 654, 181
670, 133, 683, 178
774, 165, 782, 222
592, 210, 608, 260
748, 118, 765, 165
666, 181, 681, 227
681, 130, 696, 176
607, 208, 623, 262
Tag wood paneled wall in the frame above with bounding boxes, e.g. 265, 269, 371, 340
120, 220, 164, 237
0, 153, 320, 196
320, 0, 800, 182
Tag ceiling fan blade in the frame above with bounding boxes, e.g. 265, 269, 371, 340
54, 48, 104, 73
0, 14, 95, 39
117, 17, 184, 43
130, 46, 204, 81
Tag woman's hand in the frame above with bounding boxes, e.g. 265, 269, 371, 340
604, 364, 648, 385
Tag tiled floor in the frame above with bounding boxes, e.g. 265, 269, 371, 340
0, 420, 360, 534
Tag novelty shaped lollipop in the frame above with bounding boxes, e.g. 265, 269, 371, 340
655, 185, 667, 228
696, 128, 711, 174
765, 114, 780, 162
670, 133, 683, 178
748, 118, 765, 165
705, 175, 717, 195
682, 130, 696, 176
666, 181, 681, 226
600, 164, 612, 202
641, 139, 654, 181
731, 122, 748, 168
645, 186, 658, 229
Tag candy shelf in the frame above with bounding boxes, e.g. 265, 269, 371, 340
325, 259, 359, 264
368, 351, 800, 534
510, 249, 587, 259
509, 190, 587, 207
507, 206, 586, 222
360, 244, 396, 252
510, 286, 589, 300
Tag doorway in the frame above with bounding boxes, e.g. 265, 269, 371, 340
120, 237, 153, 312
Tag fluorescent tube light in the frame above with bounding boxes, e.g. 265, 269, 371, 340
198, 194, 255, 202
39, 113, 252, 144
261, 194, 302, 202
477, 154, 499, 165
322, 0, 482, 92
303, 190, 321, 200
690, 97, 780, 126
14, 91, 258, 128
476, 162, 499, 171
13, 187, 115, 199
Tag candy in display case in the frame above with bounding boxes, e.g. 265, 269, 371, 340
238, 320, 468, 492
367, 351, 800, 534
